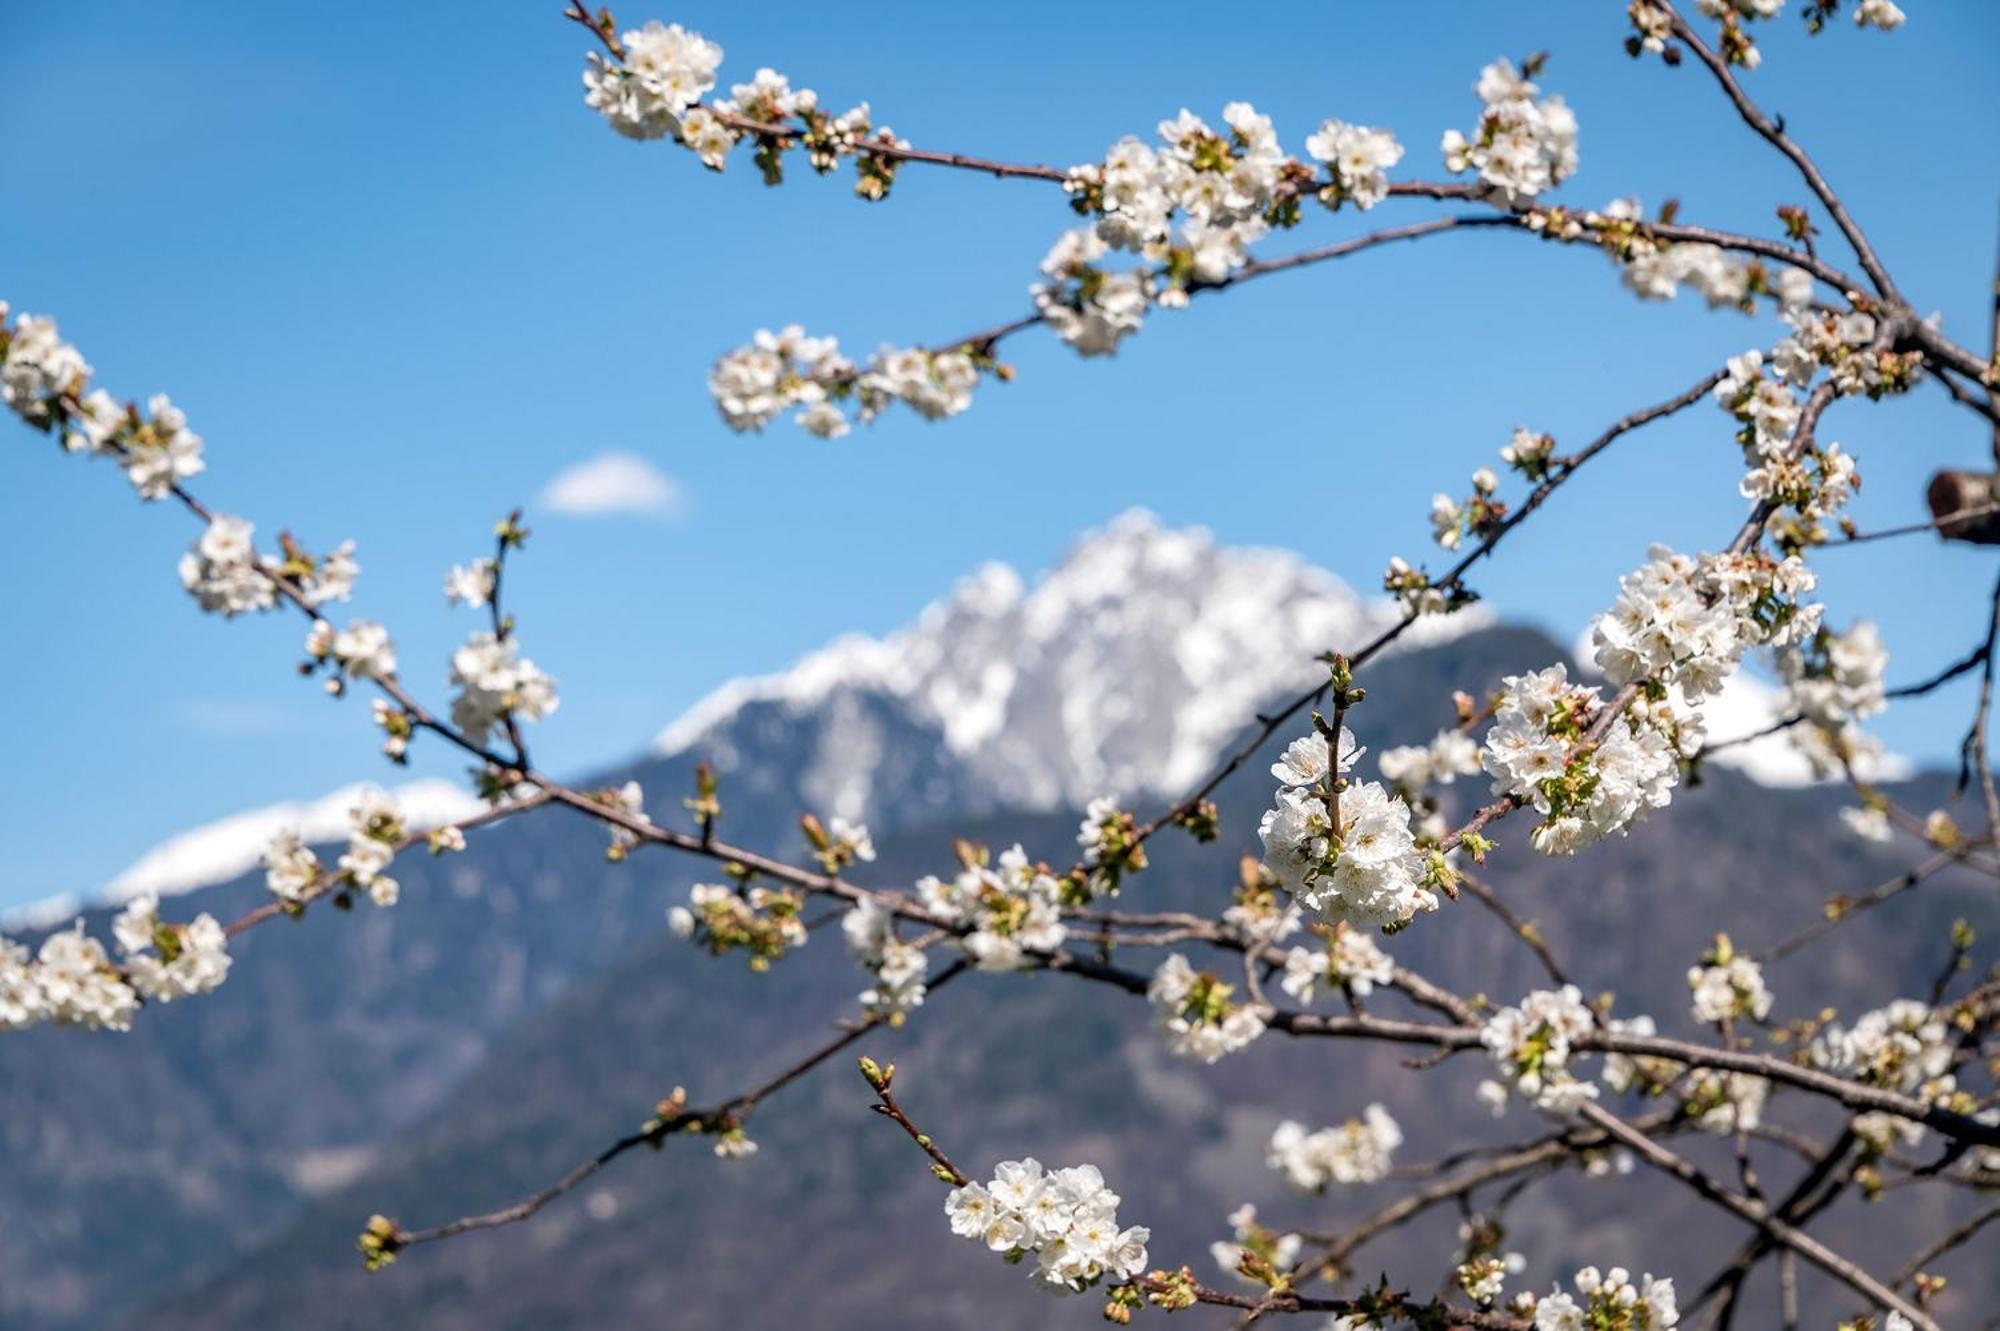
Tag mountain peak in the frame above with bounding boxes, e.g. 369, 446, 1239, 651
653, 510, 1494, 817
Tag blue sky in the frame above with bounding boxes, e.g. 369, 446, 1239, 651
2, 2, 1996, 911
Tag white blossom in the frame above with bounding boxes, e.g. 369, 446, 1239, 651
1210, 1203, 1301, 1286
1687, 947, 1772, 1025
1279, 924, 1394, 1003
1266, 1107, 1402, 1190
262, 828, 321, 902
445, 558, 497, 608
918, 844, 1066, 972
1304, 119, 1403, 210
1480, 984, 1599, 1114
1259, 725, 1437, 928
180, 515, 276, 617
1810, 999, 1957, 1104
1148, 953, 1266, 1063
1441, 59, 1579, 205
111, 893, 231, 1002
449, 630, 559, 746
583, 20, 722, 140
338, 786, 405, 907
943, 1157, 1149, 1294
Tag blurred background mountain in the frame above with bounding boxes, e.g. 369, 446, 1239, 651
3, 516, 1990, 1330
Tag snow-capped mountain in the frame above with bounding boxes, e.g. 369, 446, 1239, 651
653, 510, 1493, 821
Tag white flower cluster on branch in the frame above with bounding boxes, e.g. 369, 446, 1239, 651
1479, 983, 1600, 1115
1686, 935, 1773, 1025
1529, 1264, 1678, 1330
1279, 922, 1395, 1004
0, 892, 230, 1034
1147, 953, 1267, 1063
1258, 728, 1442, 928
2, 306, 205, 499
1265, 1106, 1403, 1190
1209, 1203, 1301, 1287
841, 897, 927, 1020
917, 843, 1067, 971
1440, 59, 1578, 206
708, 324, 984, 437
943, 1158, 1150, 1295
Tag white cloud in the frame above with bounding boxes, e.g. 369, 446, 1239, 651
173, 697, 301, 737
538, 451, 684, 518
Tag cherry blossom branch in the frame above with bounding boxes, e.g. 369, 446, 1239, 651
1750, 851, 1958, 962
1886, 1200, 2000, 1291
857, 1057, 1529, 1328
388, 962, 965, 1253
1034, 948, 2000, 1146
1660, 2, 1899, 302
1578, 1102, 1937, 1331
1123, 362, 1727, 860
1455, 870, 1571, 988
222, 791, 551, 937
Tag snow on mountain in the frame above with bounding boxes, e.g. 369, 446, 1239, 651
655, 509, 1494, 817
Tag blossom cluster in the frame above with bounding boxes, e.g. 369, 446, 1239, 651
1278, 922, 1394, 1004
1147, 954, 1266, 1062
598, 780, 652, 861
180, 515, 358, 618
1209, 1204, 1301, 1287
1479, 983, 1599, 1115
841, 897, 927, 1020
1440, 59, 1579, 205
305, 617, 398, 690
1530, 1264, 1678, 1330
1, 892, 231, 1034
669, 882, 808, 969
1, 305, 205, 500
1265, 1105, 1402, 1190
1679, 1067, 1770, 1135
1593, 545, 1819, 698
943, 1158, 1149, 1295
1376, 727, 1482, 794
449, 631, 559, 748
1381, 554, 1477, 619
1481, 663, 1685, 856
1686, 936, 1773, 1025
707, 324, 984, 437
917, 843, 1066, 971
1500, 425, 1558, 480
1784, 618, 1893, 782
1777, 306, 1921, 400
1075, 796, 1146, 896
1429, 467, 1505, 552
444, 558, 496, 608
335, 787, 408, 907
1597, 1013, 1766, 1134
1593, 197, 1812, 313
1046, 101, 1403, 355
1713, 346, 1860, 548
1485, 543, 1819, 855
581, 20, 909, 199
1810, 999, 1960, 1113
802, 813, 874, 874
1257, 728, 1440, 928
